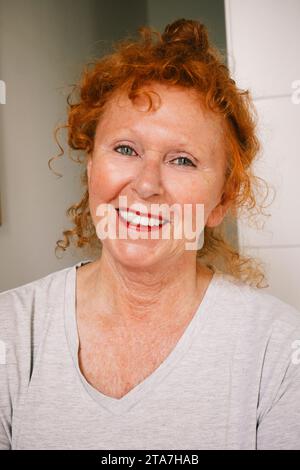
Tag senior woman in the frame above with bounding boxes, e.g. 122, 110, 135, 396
1, 19, 300, 451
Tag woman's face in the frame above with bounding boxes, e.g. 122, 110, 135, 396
87, 82, 229, 268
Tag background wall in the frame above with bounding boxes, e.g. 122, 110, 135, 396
225, 0, 300, 309
0, 0, 228, 292
147, 0, 226, 51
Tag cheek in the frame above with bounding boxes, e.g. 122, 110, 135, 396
88, 159, 127, 205
165, 174, 221, 226
165, 174, 211, 208
88, 158, 139, 228
87, 163, 112, 223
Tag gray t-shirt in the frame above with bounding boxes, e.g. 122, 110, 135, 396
1, 259, 300, 450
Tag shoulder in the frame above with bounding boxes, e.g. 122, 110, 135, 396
213, 271, 300, 332
0, 264, 75, 450
0, 263, 77, 372
213, 272, 300, 421
212, 271, 300, 368
0, 264, 72, 335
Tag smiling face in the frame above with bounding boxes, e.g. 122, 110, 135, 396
87, 82, 230, 268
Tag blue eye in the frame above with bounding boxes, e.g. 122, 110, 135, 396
114, 145, 195, 167
114, 145, 137, 156
171, 157, 196, 167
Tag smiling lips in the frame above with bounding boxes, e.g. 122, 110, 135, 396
116, 207, 169, 232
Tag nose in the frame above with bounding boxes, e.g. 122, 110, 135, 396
131, 153, 164, 199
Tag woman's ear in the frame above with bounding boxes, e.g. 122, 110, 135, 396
206, 193, 232, 228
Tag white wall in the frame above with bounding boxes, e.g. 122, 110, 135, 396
225, 0, 300, 309
0, 0, 147, 291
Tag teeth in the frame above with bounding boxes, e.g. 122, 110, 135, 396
118, 209, 163, 227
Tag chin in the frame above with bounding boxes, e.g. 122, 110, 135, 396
104, 240, 163, 269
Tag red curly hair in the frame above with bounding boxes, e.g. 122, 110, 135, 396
49, 18, 272, 287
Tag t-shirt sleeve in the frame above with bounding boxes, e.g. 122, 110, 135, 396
256, 330, 300, 449
0, 292, 14, 450
0, 287, 33, 450
0, 339, 11, 450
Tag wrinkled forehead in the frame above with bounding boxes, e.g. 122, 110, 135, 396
97, 83, 226, 139
102, 83, 207, 115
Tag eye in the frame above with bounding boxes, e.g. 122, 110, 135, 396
114, 144, 138, 157
171, 156, 196, 167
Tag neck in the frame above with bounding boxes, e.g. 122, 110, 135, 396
78, 250, 213, 329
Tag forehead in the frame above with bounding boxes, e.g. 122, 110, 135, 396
111, 83, 202, 111
96, 83, 225, 148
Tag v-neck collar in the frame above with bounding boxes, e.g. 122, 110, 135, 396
64, 259, 220, 416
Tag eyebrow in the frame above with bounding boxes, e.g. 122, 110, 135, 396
107, 127, 193, 150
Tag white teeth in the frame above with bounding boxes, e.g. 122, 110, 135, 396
118, 209, 163, 227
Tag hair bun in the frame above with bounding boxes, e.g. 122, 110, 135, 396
161, 18, 209, 54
